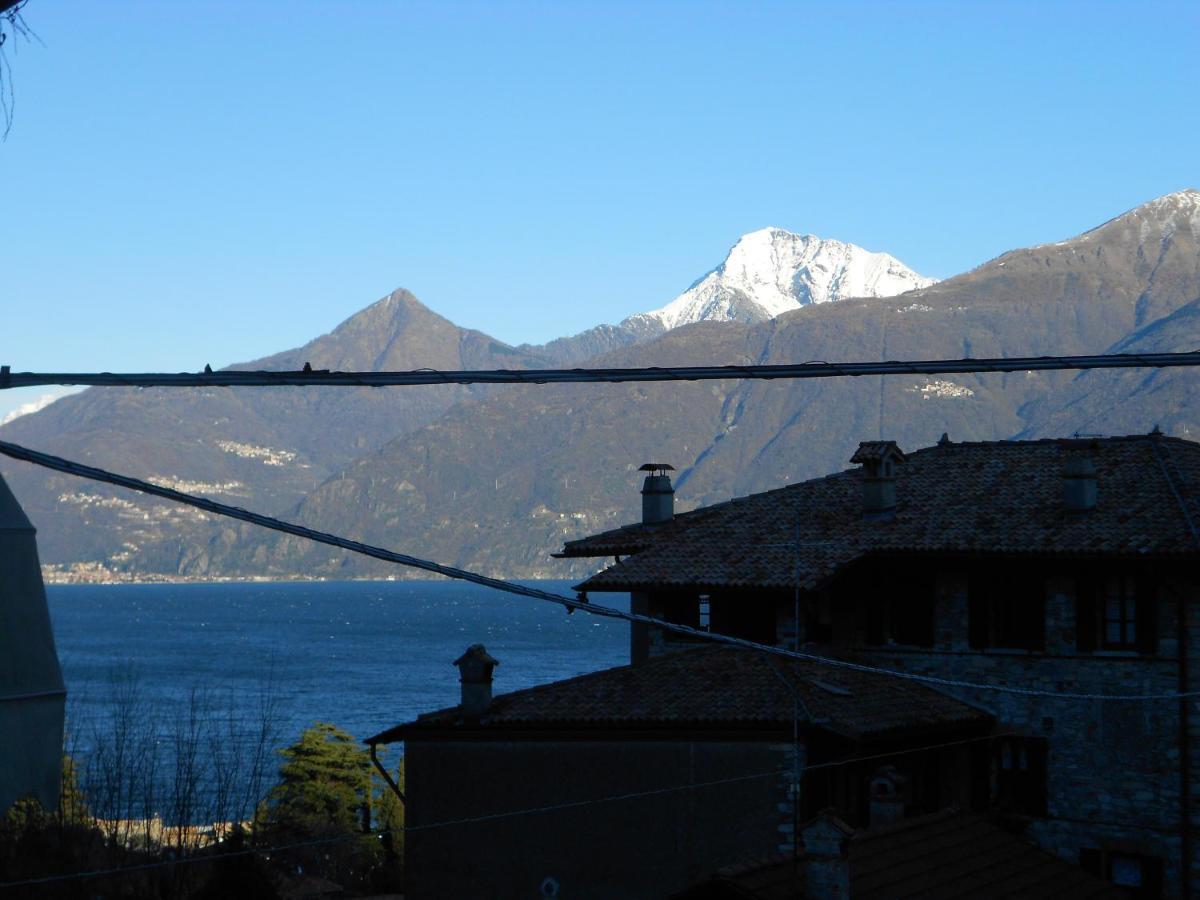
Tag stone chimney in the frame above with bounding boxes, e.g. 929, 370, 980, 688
868, 765, 909, 828
1062, 440, 1098, 512
849, 441, 906, 517
454, 644, 499, 720
801, 811, 853, 899
639, 463, 675, 525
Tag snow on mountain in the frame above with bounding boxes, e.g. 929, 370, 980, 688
626, 227, 936, 332
1075, 188, 1200, 245
0, 393, 65, 427
1030, 189, 1200, 251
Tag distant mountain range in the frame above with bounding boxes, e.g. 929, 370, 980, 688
3, 191, 1199, 582
522, 229, 934, 364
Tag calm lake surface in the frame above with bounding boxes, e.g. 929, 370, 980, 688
48, 580, 630, 753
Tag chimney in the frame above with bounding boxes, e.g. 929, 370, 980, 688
849, 441, 906, 517
868, 765, 909, 828
800, 811, 853, 899
454, 644, 498, 720
639, 463, 675, 525
1062, 440, 1098, 512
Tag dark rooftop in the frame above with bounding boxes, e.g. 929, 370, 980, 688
366, 645, 989, 745
673, 809, 1125, 899
564, 434, 1200, 592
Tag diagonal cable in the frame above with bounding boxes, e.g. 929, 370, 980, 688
2, 438, 1198, 702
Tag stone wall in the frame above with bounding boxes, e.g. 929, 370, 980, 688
824, 567, 1196, 897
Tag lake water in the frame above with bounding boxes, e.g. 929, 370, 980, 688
47, 580, 630, 803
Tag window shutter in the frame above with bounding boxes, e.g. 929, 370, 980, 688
1079, 848, 1102, 878
865, 595, 885, 645
1136, 575, 1158, 656
1142, 854, 1164, 897
1028, 738, 1048, 817
968, 579, 988, 649
1029, 583, 1047, 652
1075, 576, 1097, 653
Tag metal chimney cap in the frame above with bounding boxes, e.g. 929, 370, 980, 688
638, 463, 675, 474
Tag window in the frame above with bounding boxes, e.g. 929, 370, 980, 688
661, 592, 776, 645
1080, 848, 1163, 898
992, 736, 1047, 816
862, 571, 935, 648
805, 592, 833, 643
969, 574, 1044, 651
1076, 573, 1157, 654
1103, 575, 1137, 649
709, 595, 776, 645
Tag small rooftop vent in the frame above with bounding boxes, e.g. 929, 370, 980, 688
639, 463, 675, 526
850, 441, 906, 516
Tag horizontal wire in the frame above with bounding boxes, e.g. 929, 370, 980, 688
2, 438, 1196, 702
0, 731, 1014, 889
3, 349, 1200, 389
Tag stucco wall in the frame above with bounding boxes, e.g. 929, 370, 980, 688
403, 737, 792, 899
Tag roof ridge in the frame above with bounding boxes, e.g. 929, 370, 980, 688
425, 644, 735, 720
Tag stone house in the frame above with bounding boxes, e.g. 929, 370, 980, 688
560, 431, 1199, 897
672, 809, 1124, 898
371, 431, 1199, 897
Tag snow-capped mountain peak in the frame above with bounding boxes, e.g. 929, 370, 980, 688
1044, 189, 1200, 250
625, 227, 936, 333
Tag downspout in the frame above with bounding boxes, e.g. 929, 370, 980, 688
369, 743, 406, 805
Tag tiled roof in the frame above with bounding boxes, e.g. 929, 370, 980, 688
846, 810, 1124, 898
366, 646, 989, 745
569, 434, 1200, 592
674, 810, 1124, 899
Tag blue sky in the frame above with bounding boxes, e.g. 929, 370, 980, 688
1, 0, 1198, 419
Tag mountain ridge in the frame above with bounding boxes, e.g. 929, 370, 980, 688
130, 190, 1200, 581
522, 227, 934, 364
4, 191, 1199, 582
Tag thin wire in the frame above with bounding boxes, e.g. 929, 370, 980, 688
3, 349, 1200, 390
2, 439, 1197, 702
0, 731, 1014, 889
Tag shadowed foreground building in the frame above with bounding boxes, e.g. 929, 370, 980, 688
0, 471, 65, 815
370, 432, 1200, 898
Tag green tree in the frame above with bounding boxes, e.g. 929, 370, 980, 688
257, 723, 378, 887
371, 756, 404, 891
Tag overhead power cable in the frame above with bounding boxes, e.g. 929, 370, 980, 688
3, 438, 1197, 702
3, 349, 1200, 390
0, 730, 1015, 890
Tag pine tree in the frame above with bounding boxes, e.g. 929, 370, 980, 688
256, 722, 379, 888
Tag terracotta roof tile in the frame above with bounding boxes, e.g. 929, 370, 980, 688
571, 435, 1200, 592
367, 646, 989, 744
674, 810, 1124, 899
